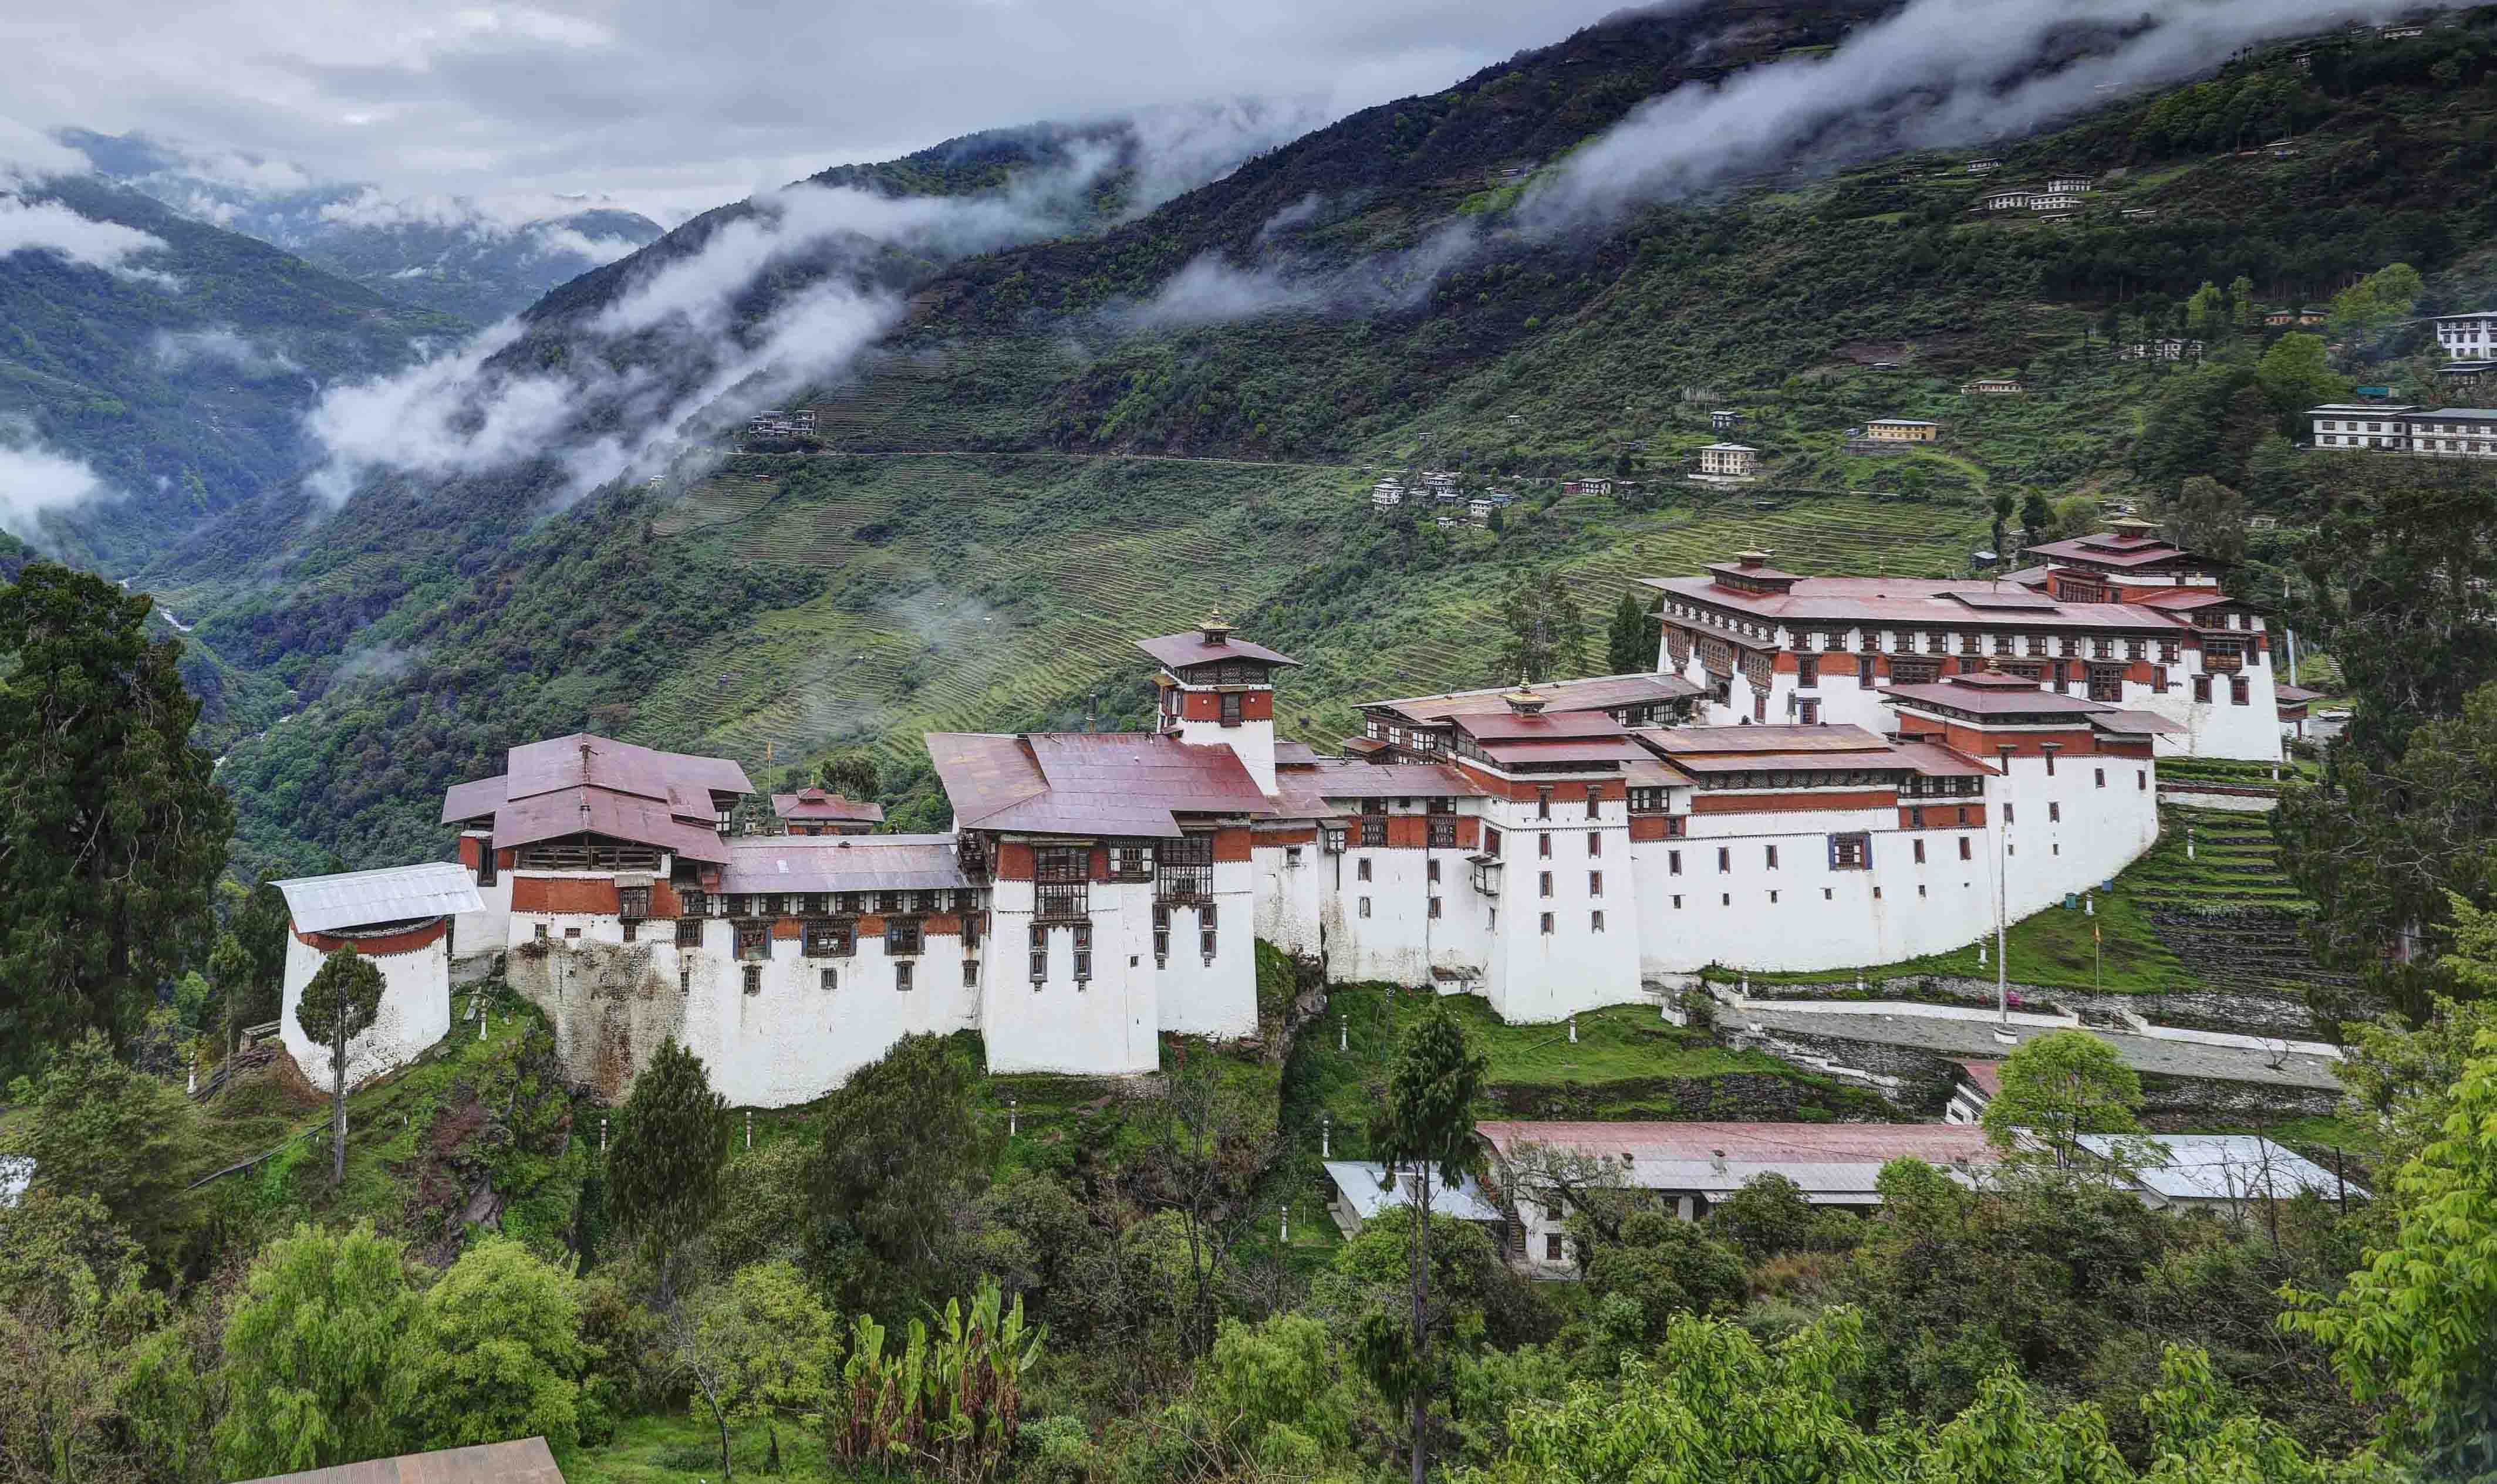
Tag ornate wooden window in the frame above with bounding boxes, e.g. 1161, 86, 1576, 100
1109, 844, 1155, 881
1159, 833, 1215, 902
1153, 904, 1171, 965
1035, 847, 1089, 921
2088, 664, 2125, 702
734, 921, 768, 959
885, 918, 923, 956
1428, 817, 1458, 849
1828, 832, 1871, 870
676, 917, 703, 947
1030, 925, 1048, 983
804, 920, 854, 958
1072, 923, 1092, 981
741, 964, 762, 995
617, 885, 650, 920
514, 840, 661, 873
1199, 904, 1218, 962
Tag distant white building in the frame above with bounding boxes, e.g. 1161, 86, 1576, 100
2309, 404, 2497, 458
2029, 194, 2084, 212
1696, 443, 1760, 478
1371, 479, 1406, 511
2118, 339, 2205, 363
2434, 310, 2497, 361
1966, 158, 2002, 174
2046, 175, 2092, 193
1709, 409, 1744, 432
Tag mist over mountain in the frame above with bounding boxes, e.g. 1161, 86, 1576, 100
56, 129, 668, 322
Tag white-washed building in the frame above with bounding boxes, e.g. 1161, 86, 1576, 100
1648, 525, 2284, 760
274, 863, 484, 1092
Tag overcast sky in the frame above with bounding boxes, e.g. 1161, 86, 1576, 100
0, 0, 1644, 222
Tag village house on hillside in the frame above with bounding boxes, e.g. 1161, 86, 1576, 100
2308, 403, 2497, 459
1961, 377, 2024, 394
2118, 339, 2204, 362
1694, 442, 1760, 479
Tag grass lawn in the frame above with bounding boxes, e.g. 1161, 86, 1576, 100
571, 1410, 859, 1484
1752, 806, 2310, 997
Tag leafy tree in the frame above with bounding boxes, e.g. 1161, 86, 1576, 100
1366, 1003, 1487, 1484
296, 947, 384, 1187
1989, 491, 2015, 563
1603, 591, 1649, 675
2241, 435, 2311, 515
2285, 461, 2497, 769
679, 1260, 841, 1475
1199, 1314, 1355, 1466
398, 1237, 585, 1457
1979, 1029, 2147, 1171
2278, 682, 2497, 1022
1, 1029, 205, 1266
1580, 1211, 1749, 1344
0, 563, 233, 1077
0, 1188, 165, 1483
814, 1033, 991, 1313
813, 751, 878, 800
2327, 262, 2423, 340
1495, 582, 1587, 682
1139, 1047, 1278, 1359
2284, 1031, 2497, 1479
2253, 333, 2346, 417
2337, 915, 2497, 1169
2155, 476, 2249, 567
608, 1037, 729, 1307
2229, 275, 2259, 333
2184, 280, 2227, 337
1705, 1171, 1854, 1262
232, 880, 292, 1027
2019, 489, 2055, 549
212, 1223, 420, 1480
205, 933, 254, 1066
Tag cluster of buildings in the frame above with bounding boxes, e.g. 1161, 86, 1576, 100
1371, 472, 1521, 526
2299, 310, 2497, 458
740, 408, 817, 442
273, 522, 2287, 1116
2116, 338, 2205, 362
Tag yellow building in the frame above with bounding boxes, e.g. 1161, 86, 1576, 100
1865, 418, 1941, 442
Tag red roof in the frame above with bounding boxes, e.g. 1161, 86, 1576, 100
717, 834, 964, 894
441, 774, 509, 826
927, 731, 1274, 838
492, 787, 730, 863
1364, 672, 1702, 722
504, 733, 752, 818
772, 789, 885, 824
1641, 574, 2195, 633
1135, 631, 1300, 671
1646, 723, 1897, 756
2021, 531, 2207, 569
1295, 759, 1485, 799
1451, 711, 1629, 741
1881, 680, 2114, 717
1472, 738, 1658, 765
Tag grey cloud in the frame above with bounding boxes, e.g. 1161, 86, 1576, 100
0, 192, 171, 277
0, 424, 109, 539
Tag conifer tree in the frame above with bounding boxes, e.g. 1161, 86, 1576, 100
1367, 1003, 1486, 1484
0, 563, 232, 1078
295, 947, 384, 1186
608, 1036, 728, 1306
1604, 591, 1651, 675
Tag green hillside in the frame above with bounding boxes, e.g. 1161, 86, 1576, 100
0, 177, 463, 569
163, 8, 2497, 875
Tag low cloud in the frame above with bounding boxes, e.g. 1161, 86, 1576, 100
1121, 217, 1479, 330
1121, 253, 1327, 329
0, 194, 172, 278
303, 124, 1269, 509
0, 429, 109, 538
1524, 0, 2467, 233
151, 326, 301, 376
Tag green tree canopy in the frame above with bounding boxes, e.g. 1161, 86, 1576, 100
1603, 591, 1649, 676
0, 563, 233, 1077
680, 1259, 842, 1475
1579, 1210, 1749, 1344
814, 1032, 993, 1313
2327, 262, 2424, 340
1496, 582, 1587, 682
2155, 475, 2249, 567
398, 1237, 586, 1458
296, 946, 384, 1185
212, 1223, 420, 1480
2285, 1030, 2497, 1479
607, 1037, 729, 1307
2253, 333, 2346, 417
1979, 1029, 2147, 1170
2, 1029, 205, 1266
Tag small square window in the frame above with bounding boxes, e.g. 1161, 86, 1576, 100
2049, 802, 2061, 823
1540, 912, 1554, 935
2094, 768, 2106, 789
534, 922, 548, 940
621, 920, 638, 943
1668, 850, 1682, 875
820, 967, 838, 991
1671, 894, 1683, 909
963, 959, 979, 988
896, 962, 914, 993
565, 926, 582, 941
1427, 858, 1441, 884
1914, 839, 1926, 864
1588, 871, 1603, 897
742, 964, 762, 995
1428, 896, 1442, 919
1765, 844, 1779, 870
679, 966, 691, 993
1959, 837, 1972, 861
1546, 1233, 1564, 1262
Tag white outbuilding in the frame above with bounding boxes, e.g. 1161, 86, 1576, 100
274, 863, 482, 1093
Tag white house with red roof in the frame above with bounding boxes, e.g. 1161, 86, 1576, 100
1644, 523, 2283, 760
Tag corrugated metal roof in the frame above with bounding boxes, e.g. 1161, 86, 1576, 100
1664, 749, 1916, 774
501, 734, 752, 814
235, 1436, 566, 1484
929, 731, 1273, 838
1450, 712, 1628, 741
772, 789, 885, 823
1323, 1161, 1505, 1223
1297, 759, 1484, 800
2090, 709, 2186, 735
1886, 740, 1997, 778
1135, 631, 1300, 671
1646, 724, 1894, 755
491, 787, 729, 863
2078, 1134, 2366, 1202
1365, 672, 1702, 722
441, 775, 508, 825
1882, 681, 2113, 716
1639, 574, 2197, 632
273, 863, 484, 934
717, 835, 967, 894
1472, 739, 1658, 765
1480, 1120, 1997, 1200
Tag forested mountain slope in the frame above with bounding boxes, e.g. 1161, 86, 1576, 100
0, 175, 463, 569
164, 5, 2497, 876
56, 129, 667, 322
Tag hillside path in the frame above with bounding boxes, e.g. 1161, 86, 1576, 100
1733, 1005, 2342, 1091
